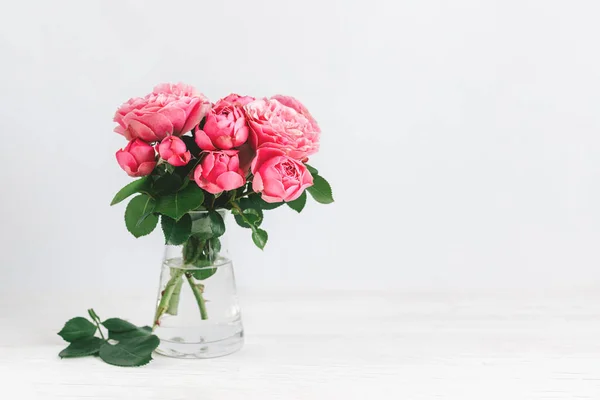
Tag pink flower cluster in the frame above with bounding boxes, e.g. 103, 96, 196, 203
114, 83, 320, 203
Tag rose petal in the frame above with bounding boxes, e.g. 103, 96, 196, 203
261, 193, 284, 203
228, 154, 240, 171
202, 152, 216, 174
124, 120, 155, 142
252, 147, 285, 173
181, 98, 208, 134
129, 141, 155, 163
194, 130, 216, 151
252, 172, 264, 193
214, 135, 234, 150
158, 106, 187, 134
137, 161, 157, 176
216, 171, 244, 191
131, 112, 175, 141
116, 151, 137, 175
263, 174, 286, 198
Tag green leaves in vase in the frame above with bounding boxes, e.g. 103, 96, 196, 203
155, 184, 205, 221
161, 214, 192, 245
57, 309, 159, 367
124, 194, 159, 238
110, 177, 151, 206
109, 155, 334, 251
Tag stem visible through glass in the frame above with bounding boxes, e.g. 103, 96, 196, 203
185, 272, 208, 320
153, 268, 185, 329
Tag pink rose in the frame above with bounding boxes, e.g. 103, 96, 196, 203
220, 93, 256, 107
251, 148, 313, 203
116, 139, 157, 177
152, 82, 201, 97
193, 150, 246, 194
194, 94, 255, 151
156, 136, 191, 167
114, 83, 210, 142
271, 95, 320, 133
244, 97, 320, 160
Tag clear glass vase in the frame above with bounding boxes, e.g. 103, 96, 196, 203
152, 210, 244, 358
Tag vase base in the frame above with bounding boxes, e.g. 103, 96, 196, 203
154, 331, 244, 359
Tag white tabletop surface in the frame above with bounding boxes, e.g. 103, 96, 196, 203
1, 288, 599, 399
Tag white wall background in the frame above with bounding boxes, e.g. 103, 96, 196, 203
1, 0, 599, 291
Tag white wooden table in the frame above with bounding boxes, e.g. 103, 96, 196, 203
1, 288, 599, 399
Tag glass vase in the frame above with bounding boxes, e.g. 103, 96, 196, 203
152, 210, 244, 358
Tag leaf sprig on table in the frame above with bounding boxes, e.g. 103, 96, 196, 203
58, 309, 159, 367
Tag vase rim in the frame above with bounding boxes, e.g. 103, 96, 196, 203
188, 208, 229, 215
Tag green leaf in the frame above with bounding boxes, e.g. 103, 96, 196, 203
190, 211, 225, 240
102, 318, 138, 333
247, 193, 283, 210
110, 177, 151, 206
99, 335, 160, 367
243, 208, 260, 217
58, 317, 97, 342
191, 266, 217, 280
59, 336, 106, 358
183, 236, 202, 264
208, 211, 226, 237
234, 213, 260, 228
108, 326, 152, 341
252, 228, 268, 250
305, 164, 319, 175
286, 191, 307, 213
136, 196, 157, 227
307, 175, 334, 204
125, 195, 159, 238
234, 198, 263, 228
190, 214, 213, 240
234, 214, 249, 229
155, 184, 205, 221
161, 214, 192, 245
209, 237, 222, 254
153, 173, 183, 195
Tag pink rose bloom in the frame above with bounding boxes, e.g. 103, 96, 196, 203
156, 136, 191, 167
114, 83, 210, 143
251, 148, 313, 203
193, 150, 246, 194
194, 94, 255, 151
116, 139, 157, 177
271, 95, 320, 133
152, 82, 200, 97
244, 97, 320, 160
220, 93, 256, 107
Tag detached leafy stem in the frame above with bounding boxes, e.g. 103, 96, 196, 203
87, 308, 105, 340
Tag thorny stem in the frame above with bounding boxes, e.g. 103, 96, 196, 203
185, 273, 208, 320
153, 269, 185, 329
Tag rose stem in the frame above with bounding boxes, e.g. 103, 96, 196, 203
185, 272, 208, 320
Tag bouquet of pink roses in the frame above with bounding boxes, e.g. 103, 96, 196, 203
111, 83, 333, 329
55, 83, 333, 367
111, 83, 332, 250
